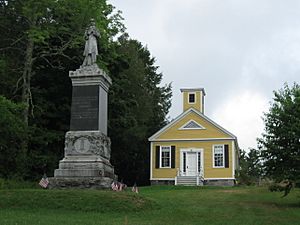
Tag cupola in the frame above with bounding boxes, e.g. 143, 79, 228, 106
180, 88, 206, 114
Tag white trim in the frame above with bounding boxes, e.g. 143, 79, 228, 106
150, 178, 175, 180
151, 177, 235, 180
150, 142, 153, 180
160, 146, 171, 168
232, 141, 235, 178
148, 110, 189, 141
178, 119, 206, 130
152, 138, 235, 142
199, 151, 204, 177
201, 92, 204, 114
188, 92, 196, 104
148, 108, 237, 141
212, 144, 225, 168
205, 178, 235, 180
235, 140, 240, 169
180, 148, 204, 176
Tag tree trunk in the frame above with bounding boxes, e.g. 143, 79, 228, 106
22, 39, 34, 127
20, 37, 34, 166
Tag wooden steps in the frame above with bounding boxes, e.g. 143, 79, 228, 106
176, 176, 203, 186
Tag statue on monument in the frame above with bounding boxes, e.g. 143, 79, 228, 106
82, 19, 100, 66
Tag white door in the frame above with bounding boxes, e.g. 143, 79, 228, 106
186, 152, 197, 176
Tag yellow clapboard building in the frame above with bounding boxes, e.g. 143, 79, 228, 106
149, 88, 239, 186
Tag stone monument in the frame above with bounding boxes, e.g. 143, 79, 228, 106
49, 19, 115, 189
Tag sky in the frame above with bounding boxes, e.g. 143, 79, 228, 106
109, 0, 299, 151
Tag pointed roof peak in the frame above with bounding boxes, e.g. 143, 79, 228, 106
148, 108, 237, 141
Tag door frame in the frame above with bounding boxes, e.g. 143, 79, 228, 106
180, 148, 204, 176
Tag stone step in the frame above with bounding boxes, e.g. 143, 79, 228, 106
177, 178, 197, 181
177, 180, 197, 183
54, 169, 114, 178
177, 182, 197, 185
177, 177, 197, 180
48, 177, 113, 189
176, 176, 203, 186
54, 169, 102, 177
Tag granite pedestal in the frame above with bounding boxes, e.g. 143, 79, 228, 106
49, 64, 116, 189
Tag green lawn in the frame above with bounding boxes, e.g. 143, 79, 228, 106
0, 186, 299, 225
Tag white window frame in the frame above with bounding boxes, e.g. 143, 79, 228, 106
188, 92, 196, 104
160, 146, 171, 168
212, 144, 225, 168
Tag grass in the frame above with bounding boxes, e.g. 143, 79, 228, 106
0, 178, 38, 189
0, 186, 299, 225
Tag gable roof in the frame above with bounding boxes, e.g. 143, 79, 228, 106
148, 108, 237, 141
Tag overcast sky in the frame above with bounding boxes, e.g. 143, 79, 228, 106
109, 0, 299, 151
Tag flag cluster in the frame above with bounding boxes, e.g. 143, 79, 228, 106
111, 181, 139, 194
131, 183, 139, 193
111, 181, 127, 192
39, 175, 49, 189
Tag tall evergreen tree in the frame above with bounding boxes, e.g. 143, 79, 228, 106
109, 35, 172, 185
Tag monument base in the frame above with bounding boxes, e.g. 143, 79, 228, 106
50, 130, 116, 189
54, 156, 115, 178
48, 177, 113, 189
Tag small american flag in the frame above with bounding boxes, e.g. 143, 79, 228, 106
39, 175, 49, 189
111, 181, 119, 191
118, 182, 123, 191
132, 182, 138, 193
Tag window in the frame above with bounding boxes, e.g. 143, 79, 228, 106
213, 145, 224, 168
188, 93, 195, 103
160, 146, 171, 168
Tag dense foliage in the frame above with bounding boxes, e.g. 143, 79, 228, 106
258, 83, 300, 185
237, 148, 263, 185
0, 0, 172, 185
0, 96, 27, 178
109, 35, 172, 185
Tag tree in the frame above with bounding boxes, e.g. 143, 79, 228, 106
0, 96, 27, 178
258, 83, 300, 189
237, 149, 262, 185
108, 35, 172, 185
0, 1, 172, 184
1, 0, 122, 125
0, 0, 124, 179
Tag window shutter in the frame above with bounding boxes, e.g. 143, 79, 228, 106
224, 144, 229, 168
155, 146, 160, 168
171, 146, 176, 168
